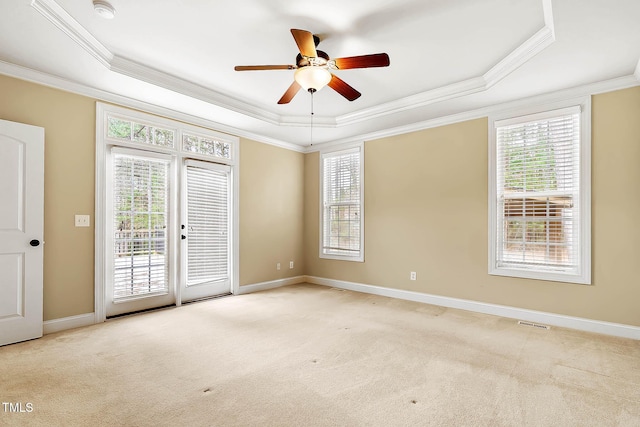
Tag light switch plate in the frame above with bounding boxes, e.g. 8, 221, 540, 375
75, 214, 90, 227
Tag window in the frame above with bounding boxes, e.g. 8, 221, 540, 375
320, 144, 364, 261
183, 133, 231, 159
107, 115, 175, 148
489, 102, 591, 284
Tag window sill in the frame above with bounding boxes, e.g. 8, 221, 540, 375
320, 253, 364, 263
489, 266, 591, 285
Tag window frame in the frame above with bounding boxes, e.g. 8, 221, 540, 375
319, 142, 365, 262
488, 97, 591, 285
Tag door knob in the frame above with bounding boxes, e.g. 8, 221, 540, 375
29, 239, 40, 247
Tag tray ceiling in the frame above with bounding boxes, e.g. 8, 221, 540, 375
1, 0, 639, 148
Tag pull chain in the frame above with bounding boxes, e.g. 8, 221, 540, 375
310, 89, 314, 146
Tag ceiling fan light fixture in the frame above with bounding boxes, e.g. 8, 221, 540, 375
294, 66, 331, 92
93, 0, 116, 19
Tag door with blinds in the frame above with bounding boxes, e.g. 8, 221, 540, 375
105, 150, 175, 317
98, 103, 238, 319
181, 160, 231, 301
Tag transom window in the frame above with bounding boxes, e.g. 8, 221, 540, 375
183, 133, 231, 159
107, 115, 175, 148
489, 102, 591, 284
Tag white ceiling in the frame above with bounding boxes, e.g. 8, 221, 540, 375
1, 0, 639, 149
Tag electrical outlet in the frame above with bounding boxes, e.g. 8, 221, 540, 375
276, 263, 281, 270
289, 261, 294, 269
75, 214, 90, 227
410, 271, 417, 280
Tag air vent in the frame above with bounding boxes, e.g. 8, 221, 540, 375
518, 320, 551, 330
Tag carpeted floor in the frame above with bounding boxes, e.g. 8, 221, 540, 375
1, 283, 639, 426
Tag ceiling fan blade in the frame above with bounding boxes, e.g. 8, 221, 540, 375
235, 65, 295, 71
328, 74, 361, 101
278, 81, 302, 104
333, 53, 390, 69
291, 29, 317, 58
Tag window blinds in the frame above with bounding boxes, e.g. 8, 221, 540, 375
186, 163, 229, 286
112, 154, 169, 299
495, 106, 581, 272
322, 148, 362, 257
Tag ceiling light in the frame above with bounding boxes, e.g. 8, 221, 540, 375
93, 0, 116, 19
294, 66, 331, 92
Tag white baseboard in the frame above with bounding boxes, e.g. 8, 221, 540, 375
42, 277, 305, 333
238, 275, 306, 295
43, 313, 96, 335
304, 276, 640, 340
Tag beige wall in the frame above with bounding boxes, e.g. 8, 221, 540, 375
0, 75, 96, 321
305, 87, 640, 327
2, 72, 639, 327
239, 138, 305, 285
0, 74, 305, 321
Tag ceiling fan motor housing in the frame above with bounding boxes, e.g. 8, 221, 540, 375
296, 51, 330, 68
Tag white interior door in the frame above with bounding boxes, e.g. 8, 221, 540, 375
181, 160, 231, 302
0, 119, 44, 346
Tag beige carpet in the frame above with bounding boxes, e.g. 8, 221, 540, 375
1, 284, 639, 426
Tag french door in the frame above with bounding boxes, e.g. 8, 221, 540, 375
105, 152, 232, 316
98, 104, 238, 319
181, 160, 231, 302
105, 149, 175, 317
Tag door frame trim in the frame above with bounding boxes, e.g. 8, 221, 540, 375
94, 102, 240, 322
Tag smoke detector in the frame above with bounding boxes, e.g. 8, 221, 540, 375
93, 1, 116, 19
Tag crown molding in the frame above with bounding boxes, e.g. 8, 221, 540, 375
29, 0, 285, 126
483, 26, 554, 88
109, 55, 282, 126
335, 77, 487, 126
542, 0, 555, 37
277, 114, 336, 128
0, 60, 306, 153
3, 57, 638, 156
30, 0, 112, 67
306, 74, 640, 153
32, 0, 558, 130
336, 1, 556, 127
3, 58, 637, 156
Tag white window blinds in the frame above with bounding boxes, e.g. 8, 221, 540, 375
494, 106, 583, 277
185, 162, 230, 286
321, 146, 363, 260
112, 153, 169, 299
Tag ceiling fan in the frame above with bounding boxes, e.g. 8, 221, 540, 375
234, 29, 390, 104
